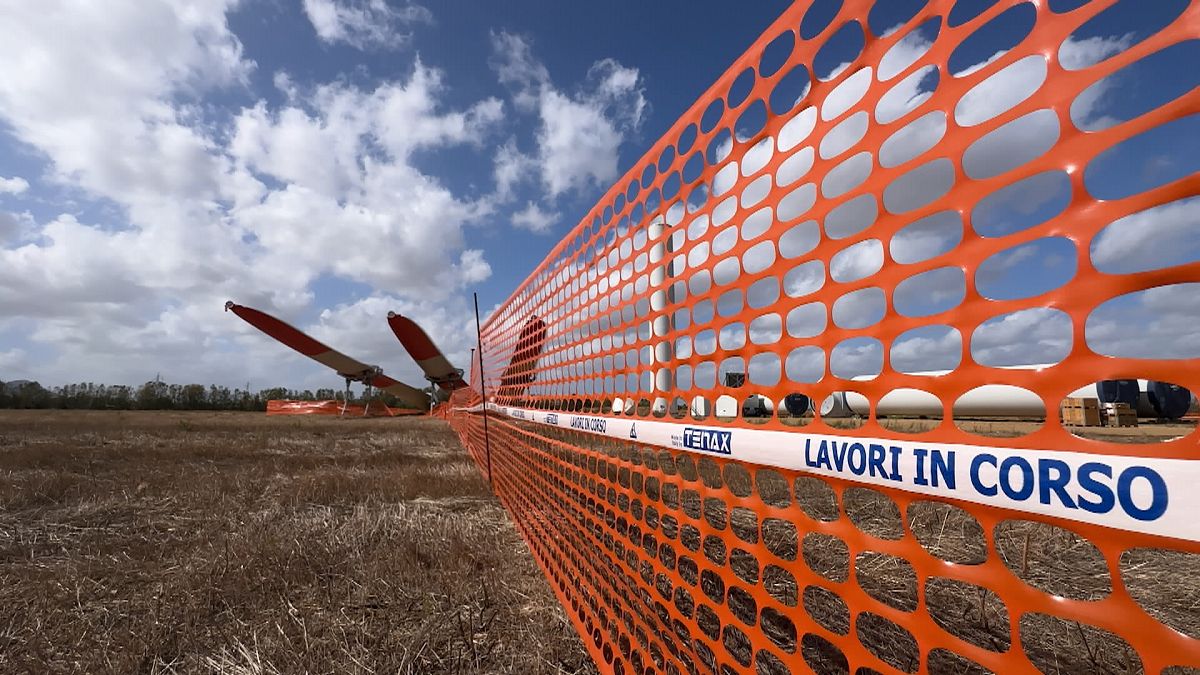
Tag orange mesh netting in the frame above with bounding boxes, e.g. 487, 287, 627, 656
449, 1, 1200, 672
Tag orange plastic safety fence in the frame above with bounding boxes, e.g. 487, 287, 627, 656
450, 0, 1200, 673
264, 399, 419, 416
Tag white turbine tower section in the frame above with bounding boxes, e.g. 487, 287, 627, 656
649, 214, 672, 416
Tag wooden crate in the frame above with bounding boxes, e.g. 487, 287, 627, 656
1104, 402, 1138, 428
1062, 397, 1101, 426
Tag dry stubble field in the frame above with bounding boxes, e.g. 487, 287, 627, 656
3, 409, 1197, 675
0, 410, 596, 674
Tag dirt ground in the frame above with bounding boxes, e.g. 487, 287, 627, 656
0, 410, 596, 674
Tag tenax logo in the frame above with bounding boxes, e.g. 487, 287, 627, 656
682, 427, 732, 455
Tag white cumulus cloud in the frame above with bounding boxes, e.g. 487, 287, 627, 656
1090, 197, 1200, 274
492, 138, 538, 201
1058, 33, 1134, 71
490, 31, 647, 199
0, 176, 29, 195
511, 201, 558, 234
303, 0, 432, 51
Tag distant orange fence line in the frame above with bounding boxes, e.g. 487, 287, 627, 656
265, 400, 423, 417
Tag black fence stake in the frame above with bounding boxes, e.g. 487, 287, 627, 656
473, 292, 493, 490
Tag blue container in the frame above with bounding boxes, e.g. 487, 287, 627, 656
784, 393, 812, 415
1096, 379, 1139, 408
1148, 381, 1192, 420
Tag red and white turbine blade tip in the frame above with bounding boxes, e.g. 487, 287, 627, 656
387, 312, 466, 390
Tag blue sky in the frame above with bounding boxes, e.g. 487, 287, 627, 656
0, 0, 1195, 394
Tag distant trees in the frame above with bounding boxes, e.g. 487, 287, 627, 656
0, 380, 54, 409
0, 378, 411, 411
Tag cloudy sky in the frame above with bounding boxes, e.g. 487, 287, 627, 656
0, 0, 791, 390
0, 0, 1195, 394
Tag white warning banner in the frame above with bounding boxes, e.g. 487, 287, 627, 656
469, 404, 1200, 543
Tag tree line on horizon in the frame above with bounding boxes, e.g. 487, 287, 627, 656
0, 379, 415, 411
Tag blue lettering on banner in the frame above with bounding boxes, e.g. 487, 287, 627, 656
511, 409, 526, 419
570, 416, 607, 433
544, 413, 559, 425
1077, 462, 1114, 514
911, 447, 955, 487
971, 453, 999, 496
967, 453, 1168, 522
682, 428, 732, 455
1117, 466, 1169, 522
803, 438, 904, 482
630, 423, 638, 440
1000, 456, 1035, 501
